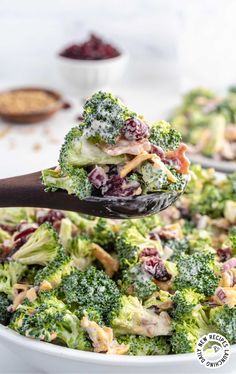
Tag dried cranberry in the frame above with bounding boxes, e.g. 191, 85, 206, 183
102, 175, 141, 197
14, 227, 37, 242
62, 102, 72, 110
150, 144, 165, 159
0, 241, 13, 259
142, 257, 171, 281
139, 247, 159, 258
88, 166, 108, 189
122, 118, 149, 141
217, 247, 232, 262
37, 210, 65, 225
162, 157, 180, 170
76, 114, 84, 122
0, 224, 16, 234
149, 231, 160, 241
59, 33, 120, 60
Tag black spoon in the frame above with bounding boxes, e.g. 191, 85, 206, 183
0, 170, 186, 219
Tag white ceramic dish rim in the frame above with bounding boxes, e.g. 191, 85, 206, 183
57, 51, 128, 66
0, 325, 235, 366
189, 154, 236, 174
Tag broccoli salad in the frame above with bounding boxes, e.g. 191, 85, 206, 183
42, 91, 190, 199
1, 165, 236, 355
171, 87, 236, 161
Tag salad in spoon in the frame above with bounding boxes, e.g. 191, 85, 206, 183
42, 92, 190, 200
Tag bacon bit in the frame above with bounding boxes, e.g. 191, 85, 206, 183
102, 138, 151, 156
119, 152, 153, 178
91, 243, 119, 277
39, 280, 53, 291
151, 155, 177, 183
165, 143, 190, 174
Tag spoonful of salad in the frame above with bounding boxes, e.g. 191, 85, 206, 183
0, 92, 190, 218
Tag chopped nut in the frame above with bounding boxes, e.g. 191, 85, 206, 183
91, 243, 119, 277
39, 280, 53, 291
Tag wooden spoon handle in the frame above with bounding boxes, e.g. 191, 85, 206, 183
0, 171, 45, 208
0, 170, 100, 216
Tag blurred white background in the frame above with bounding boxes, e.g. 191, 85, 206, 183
0, 0, 236, 178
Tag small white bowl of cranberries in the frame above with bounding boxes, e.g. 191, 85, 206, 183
57, 33, 128, 96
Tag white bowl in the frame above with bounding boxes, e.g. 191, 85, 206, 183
57, 52, 128, 97
1, 325, 235, 374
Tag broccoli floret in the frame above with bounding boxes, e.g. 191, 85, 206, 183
223, 172, 236, 201
182, 88, 216, 108
0, 227, 11, 242
12, 223, 61, 266
115, 226, 161, 270
171, 289, 205, 320
0, 261, 27, 298
202, 115, 226, 157
10, 291, 92, 350
229, 227, 236, 255
170, 322, 201, 354
67, 235, 94, 270
174, 253, 219, 296
187, 164, 215, 194
21, 265, 41, 285
58, 267, 120, 324
64, 211, 96, 232
42, 168, 92, 200
120, 263, 158, 300
164, 170, 187, 192
138, 162, 168, 193
167, 238, 190, 261
149, 120, 182, 151
59, 126, 126, 174
209, 305, 236, 344
0, 292, 11, 325
34, 250, 72, 289
188, 170, 236, 218
110, 295, 171, 337
121, 215, 161, 238
63, 214, 117, 249
190, 184, 224, 219
59, 218, 73, 250
188, 229, 215, 255
90, 218, 116, 249
117, 335, 170, 355
170, 305, 210, 353
0, 208, 35, 228
83, 91, 135, 144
